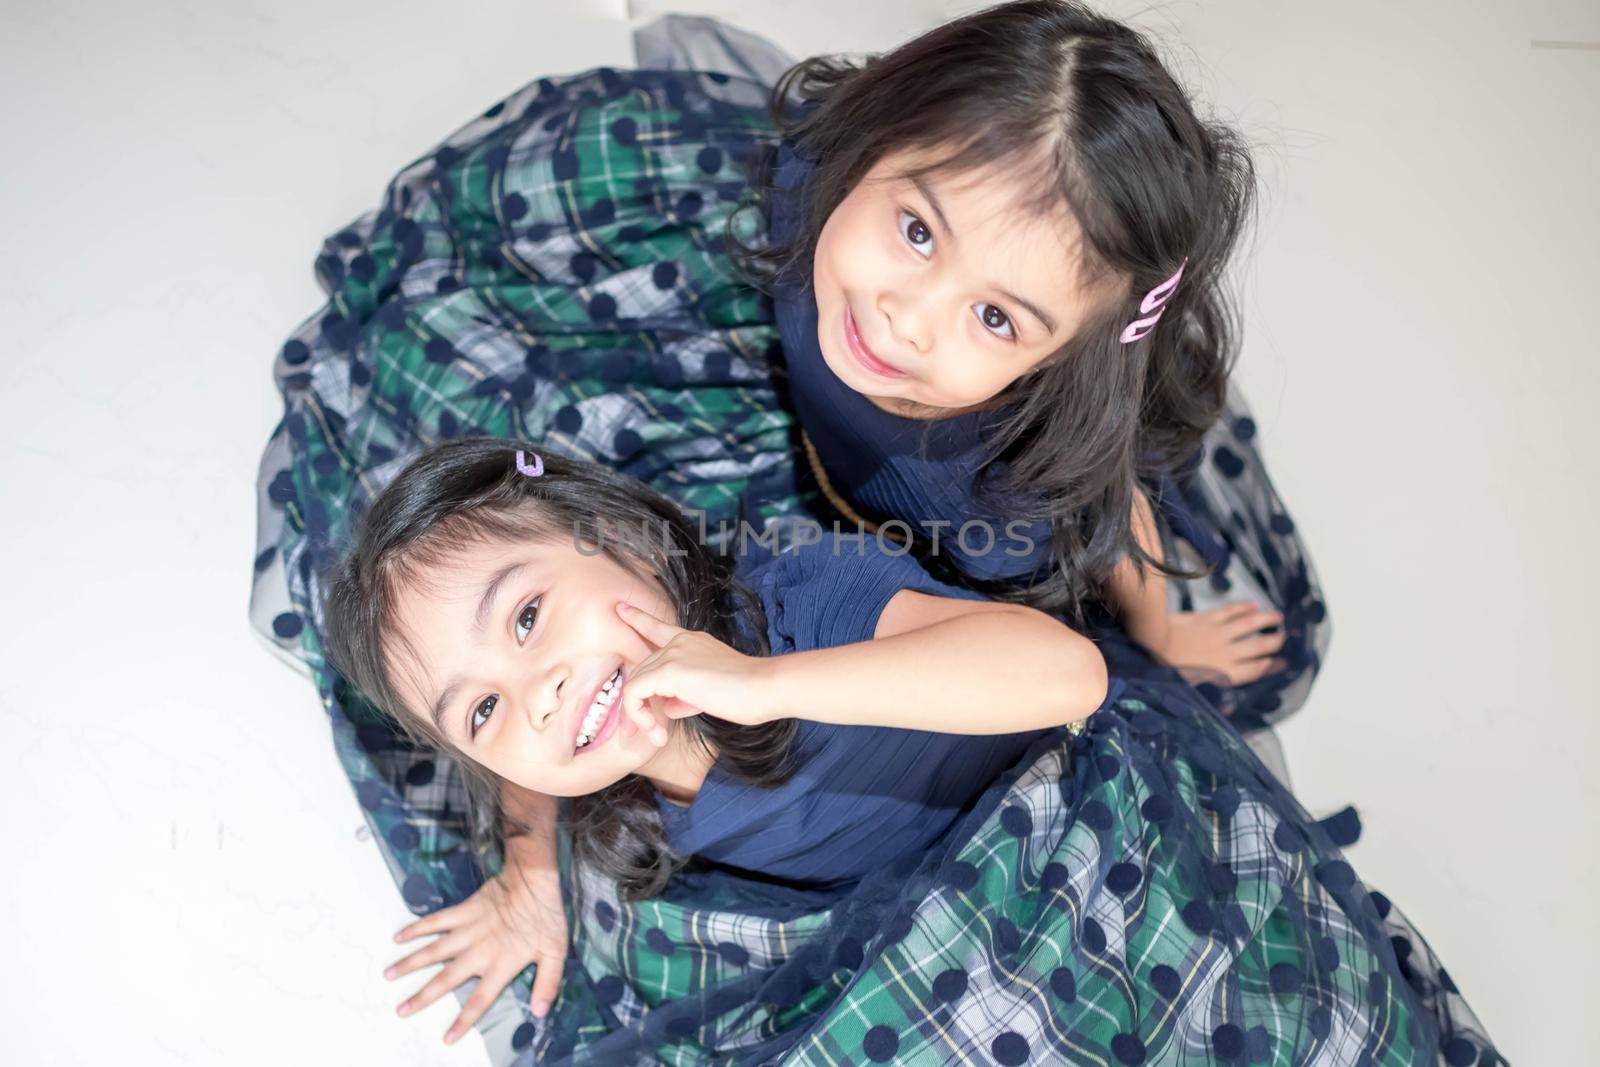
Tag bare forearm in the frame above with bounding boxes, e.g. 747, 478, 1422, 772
1111, 489, 1172, 651
766, 608, 1106, 734
1111, 555, 1171, 650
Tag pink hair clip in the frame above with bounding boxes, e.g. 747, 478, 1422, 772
514, 450, 544, 477
1118, 258, 1187, 345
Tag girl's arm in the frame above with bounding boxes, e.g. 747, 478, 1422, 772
764, 593, 1106, 734
1107, 489, 1172, 653
383, 783, 568, 1043
500, 782, 559, 872
1108, 488, 1287, 684
616, 596, 1106, 736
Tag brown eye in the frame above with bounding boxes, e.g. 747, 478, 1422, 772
516, 599, 540, 641
470, 695, 497, 737
898, 211, 933, 254
977, 303, 1017, 342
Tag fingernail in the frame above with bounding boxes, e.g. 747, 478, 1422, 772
533, 1000, 551, 1017
444, 1030, 458, 1045
384, 966, 396, 979
397, 1003, 412, 1017
393, 932, 405, 943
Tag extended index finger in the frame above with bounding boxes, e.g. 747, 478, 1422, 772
615, 601, 684, 648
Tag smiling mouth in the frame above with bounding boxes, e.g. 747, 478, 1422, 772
844, 306, 908, 379
574, 667, 623, 752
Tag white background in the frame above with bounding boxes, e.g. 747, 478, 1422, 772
4, 1, 1595, 1063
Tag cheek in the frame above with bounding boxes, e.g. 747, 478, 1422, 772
812, 222, 839, 288
817, 202, 879, 281
924, 347, 1017, 406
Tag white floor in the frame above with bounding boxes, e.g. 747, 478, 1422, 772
4, 1, 1595, 1063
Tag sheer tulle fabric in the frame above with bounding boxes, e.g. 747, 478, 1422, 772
248, 20, 1501, 1065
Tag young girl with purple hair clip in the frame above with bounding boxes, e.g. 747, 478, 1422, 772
316, 438, 1501, 1065
251, 2, 1367, 1056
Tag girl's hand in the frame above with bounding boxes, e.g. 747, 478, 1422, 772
1155, 602, 1287, 685
614, 601, 779, 725
385, 854, 567, 1045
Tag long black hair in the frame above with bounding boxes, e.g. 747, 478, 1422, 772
321, 437, 798, 900
726, 0, 1256, 621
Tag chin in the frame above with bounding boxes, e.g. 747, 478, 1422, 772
819, 339, 893, 398
549, 772, 627, 799
516, 760, 633, 799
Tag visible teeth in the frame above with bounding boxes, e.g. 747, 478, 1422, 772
576, 670, 622, 749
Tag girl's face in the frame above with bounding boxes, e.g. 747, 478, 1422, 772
385, 530, 682, 798
812, 145, 1097, 418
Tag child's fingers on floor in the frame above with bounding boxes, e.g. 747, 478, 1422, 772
1232, 654, 1290, 685
530, 948, 565, 1017
394, 901, 465, 943
1223, 608, 1283, 636
1230, 657, 1276, 685
387, 931, 465, 980
1232, 633, 1288, 660
444, 964, 517, 1044
398, 962, 471, 1018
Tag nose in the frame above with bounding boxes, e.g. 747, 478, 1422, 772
878, 288, 934, 356
520, 662, 567, 733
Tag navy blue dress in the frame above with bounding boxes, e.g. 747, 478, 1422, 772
767, 130, 1331, 731
659, 534, 1061, 892
247, 24, 1500, 1061
547, 532, 1502, 1067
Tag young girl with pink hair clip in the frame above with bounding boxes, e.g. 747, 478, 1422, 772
744, 3, 1325, 736
251, 2, 1358, 1056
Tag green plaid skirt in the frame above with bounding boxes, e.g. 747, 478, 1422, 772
249, 58, 1502, 1067
519, 676, 1498, 1066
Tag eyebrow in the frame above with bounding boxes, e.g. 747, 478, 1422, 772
908, 174, 1060, 337
427, 561, 527, 735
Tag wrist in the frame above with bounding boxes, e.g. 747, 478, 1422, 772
502, 819, 558, 869
753, 653, 797, 724
502, 812, 560, 863
1125, 612, 1171, 655
759, 649, 861, 727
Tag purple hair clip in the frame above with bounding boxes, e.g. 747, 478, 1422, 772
514, 450, 544, 478
1118, 258, 1188, 345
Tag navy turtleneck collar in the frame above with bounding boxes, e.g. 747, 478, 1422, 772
766, 135, 1056, 583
